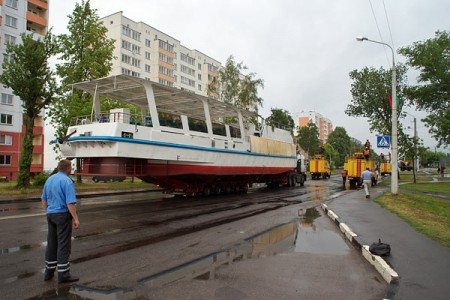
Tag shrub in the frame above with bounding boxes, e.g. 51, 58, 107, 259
32, 172, 51, 187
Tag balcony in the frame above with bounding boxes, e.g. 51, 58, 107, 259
26, 12, 47, 28
28, 0, 48, 10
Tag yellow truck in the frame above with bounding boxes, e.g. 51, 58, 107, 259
309, 154, 331, 180
344, 152, 376, 188
379, 162, 391, 176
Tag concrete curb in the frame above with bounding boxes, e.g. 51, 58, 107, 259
321, 203, 399, 299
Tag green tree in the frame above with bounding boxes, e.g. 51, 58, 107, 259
399, 31, 450, 147
296, 121, 320, 157
346, 65, 416, 158
208, 55, 264, 111
0, 32, 58, 188
324, 143, 339, 169
327, 127, 352, 166
48, 0, 115, 142
419, 149, 446, 167
265, 108, 295, 131
48, 0, 115, 182
347, 65, 409, 135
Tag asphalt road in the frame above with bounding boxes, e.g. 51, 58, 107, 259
0, 176, 387, 299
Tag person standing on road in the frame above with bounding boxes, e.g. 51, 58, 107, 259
41, 159, 80, 284
341, 169, 347, 188
361, 167, 374, 198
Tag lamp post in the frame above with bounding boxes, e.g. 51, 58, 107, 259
356, 36, 398, 195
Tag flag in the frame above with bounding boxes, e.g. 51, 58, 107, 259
387, 95, 400, 109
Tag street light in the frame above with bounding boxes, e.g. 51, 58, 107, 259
356, 36, 398, 195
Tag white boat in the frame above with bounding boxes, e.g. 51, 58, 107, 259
59, 75, 305, 195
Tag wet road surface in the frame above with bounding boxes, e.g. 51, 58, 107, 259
0, 176, 387, 299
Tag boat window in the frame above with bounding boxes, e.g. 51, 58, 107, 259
159, 112, 182, 129
212, 123, 226, 136
230, 126, 241, 139
188, 117, 208, 133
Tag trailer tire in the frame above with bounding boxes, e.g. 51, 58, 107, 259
214, 185, 222, 195
225, 184, 233, 194
203, 185, 211, 197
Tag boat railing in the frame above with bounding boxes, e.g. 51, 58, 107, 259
70, 111, 152, 127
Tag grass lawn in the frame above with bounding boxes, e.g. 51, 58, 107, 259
376, 191, 450, 247
0, 178, 151, 196
400, 182, 450, 195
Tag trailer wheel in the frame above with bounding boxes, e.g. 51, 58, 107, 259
241, 184, 249, 194
203, 185, 211, 197
300, 175, 305, 186
224, 184, 233, 194
214, 185, 222, 195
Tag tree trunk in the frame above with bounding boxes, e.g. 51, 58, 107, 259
16, 115, 35, 188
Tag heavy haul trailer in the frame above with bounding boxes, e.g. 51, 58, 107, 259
309, 154, 331, 180
344, 152, 376, 188
59, 75, 307, 196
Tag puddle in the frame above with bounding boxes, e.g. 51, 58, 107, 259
1, 242, 46, 255
3, 271, 36, 284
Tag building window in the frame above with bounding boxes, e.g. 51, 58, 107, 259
0, 155, 12, 166
180, 53, 195, 66
158, 52, 173, 64
6, 0, 18, 9
3, 53, 12, 64
198, 84, 202, 91
121, 25, 140, 42
0, 134, 12, 145
5, 15, 18, 28
0, 114, 13, 125
198, 74, 202, 80
158, 65, 173, 77
158, 40, 173, 53
4, 34, 17, 45
198, 63, 202, 70
121, 68, 131, 75
145, 64, 151, 73
1, 94, 13, 105
145, 51, 151, 60
145, 39, 151, 48
180, 76, 195, 87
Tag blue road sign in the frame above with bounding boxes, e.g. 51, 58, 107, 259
377, 136, 391, 148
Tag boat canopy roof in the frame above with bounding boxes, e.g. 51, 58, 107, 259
72, 75, 257, 121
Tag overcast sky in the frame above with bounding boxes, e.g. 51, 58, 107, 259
44, 0, 450, 168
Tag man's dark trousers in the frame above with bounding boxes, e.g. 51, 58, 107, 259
45, 212, 72, 279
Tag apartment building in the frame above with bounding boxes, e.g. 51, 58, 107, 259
0, 0, 49, 180
292, 111, 333, 143
100, 11, 222, 97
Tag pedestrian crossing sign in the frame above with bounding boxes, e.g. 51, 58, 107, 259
377, 136, 391, 148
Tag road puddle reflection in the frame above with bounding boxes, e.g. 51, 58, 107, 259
44, 207, 350, 299
1, 242, 46, 255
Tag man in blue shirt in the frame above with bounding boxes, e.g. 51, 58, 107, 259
41, 159, 80, 283
361, 167, 374, 198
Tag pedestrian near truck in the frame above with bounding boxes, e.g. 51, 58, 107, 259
41, 159, 80, 284
341, 169, 347, 188
361, 167, 373, 198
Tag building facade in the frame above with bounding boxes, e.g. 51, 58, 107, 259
100, 12, 222, 97
0, 0, 49, 180
292, 111, 333, 143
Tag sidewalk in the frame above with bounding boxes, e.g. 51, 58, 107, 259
323, 184, 450, 300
